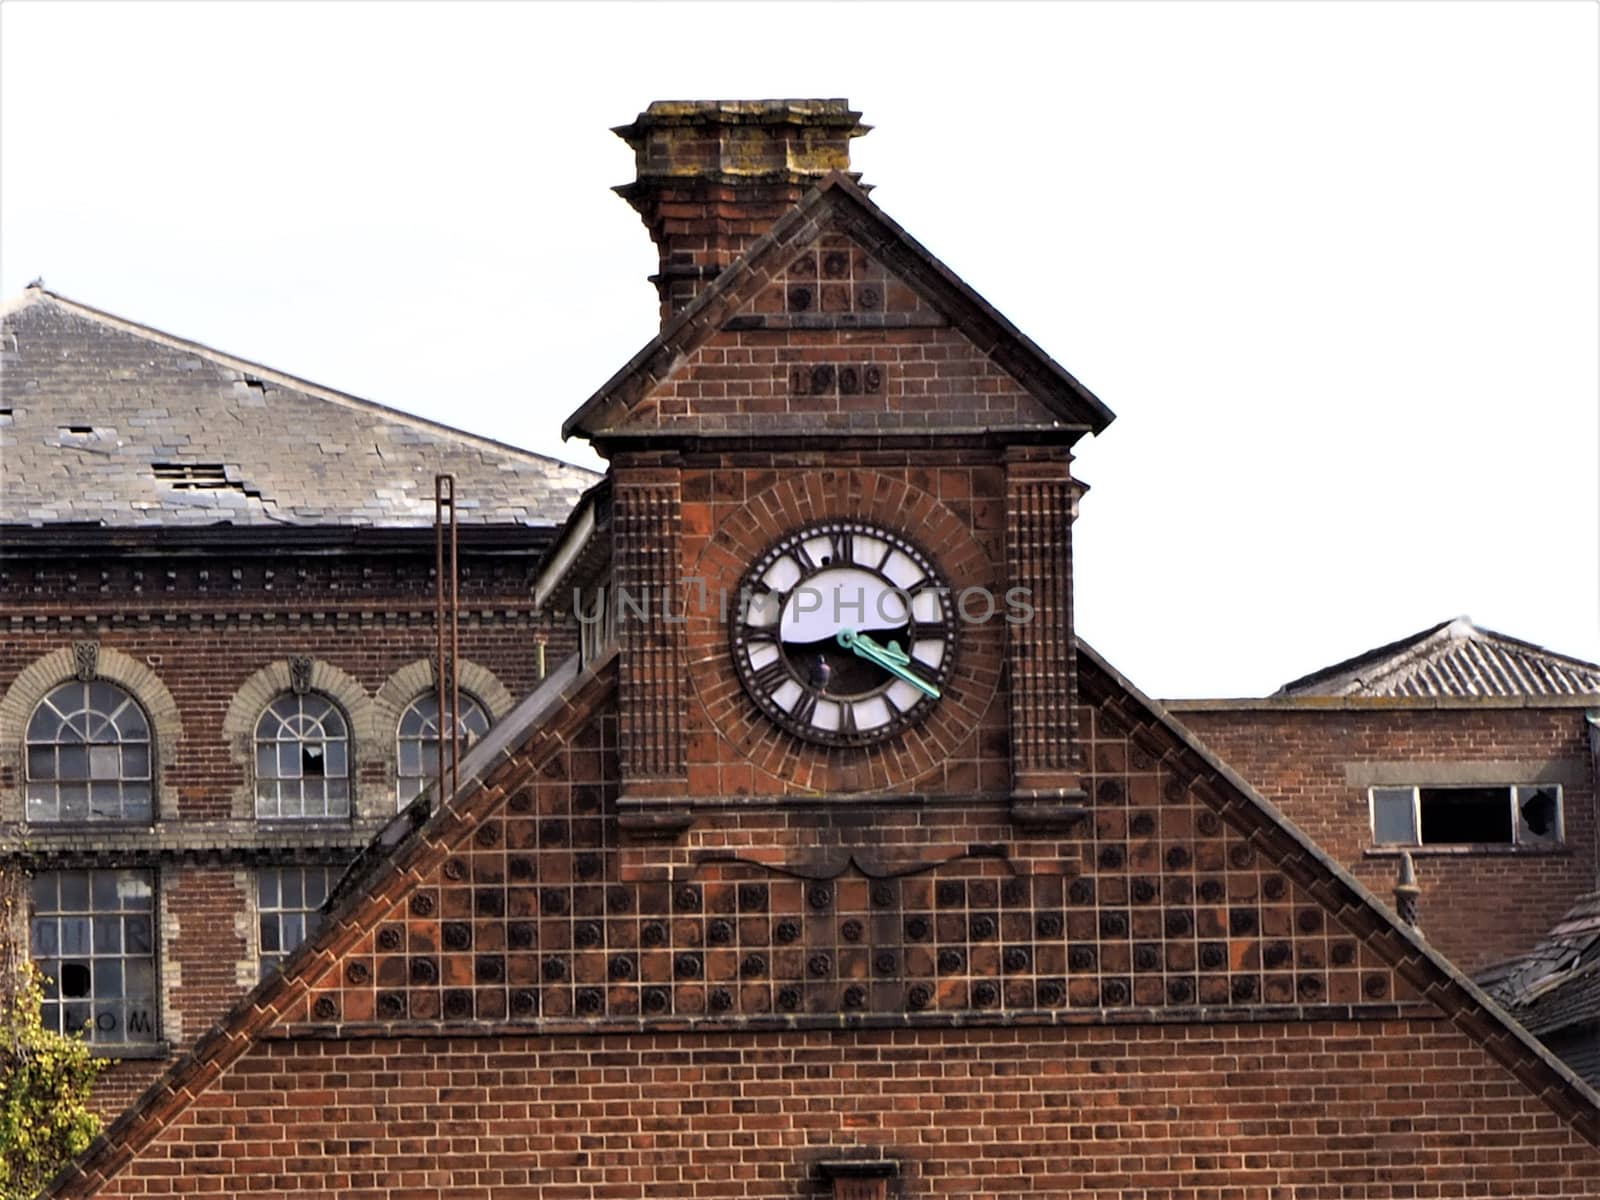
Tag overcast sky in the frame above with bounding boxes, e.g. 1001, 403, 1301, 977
2, 1, 1595, 698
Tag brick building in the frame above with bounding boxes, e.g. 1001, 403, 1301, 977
0, 290, 595, 1111
13, 101, 1600, 1196
1172, 617, 1600, 975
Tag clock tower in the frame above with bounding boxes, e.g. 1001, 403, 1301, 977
560, 99, 1113, 836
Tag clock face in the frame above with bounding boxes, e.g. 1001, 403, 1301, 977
730, 520, 956, 747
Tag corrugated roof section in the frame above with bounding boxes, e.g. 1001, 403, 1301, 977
1276, 617, 1600, 698
0, 287, 598, 529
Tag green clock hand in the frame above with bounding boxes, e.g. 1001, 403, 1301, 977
836, 629, 940, 699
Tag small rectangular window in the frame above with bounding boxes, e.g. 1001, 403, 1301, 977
1369, 784, 1563, 847
31, 869, 159, 1044
258, 866, 340, 975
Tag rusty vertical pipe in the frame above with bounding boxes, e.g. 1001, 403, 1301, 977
448, 475, 460, 800
434, 474, 460, 803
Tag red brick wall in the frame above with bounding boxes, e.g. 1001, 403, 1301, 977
1175, 705, 1597, 973
1, 550, 575, 1110
668, 455, 1012, 799
93, 1019, 1600, 1197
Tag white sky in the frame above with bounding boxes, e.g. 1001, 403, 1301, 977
2, 1, 1596, 698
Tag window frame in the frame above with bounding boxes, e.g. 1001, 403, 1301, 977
30, 867, 162, 1049
1368, 783, 1565, 849
253, 692, 353, 821
393, 690, 492, 808
256, 865, 342, 976
23, 680, 154, 825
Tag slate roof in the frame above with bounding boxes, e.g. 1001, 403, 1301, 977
1482, 892, 1600, 1039
1, 287, 597, 529
563, 172, 1115, 442
1276, 617, 1600, 699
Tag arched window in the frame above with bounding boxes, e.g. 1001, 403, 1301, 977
26, 681, 153, 822
395, 692, 490, 807
255, 694, 350, 819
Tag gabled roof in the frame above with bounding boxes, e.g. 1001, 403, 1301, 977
1276, 617, 1600, 698
563, 172, 1115, 442
1, 287, 597, 529
44, 641, 1600, 1194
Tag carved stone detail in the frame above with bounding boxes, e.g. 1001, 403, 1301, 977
72, 641, 98, 681
288, 655, 314, 696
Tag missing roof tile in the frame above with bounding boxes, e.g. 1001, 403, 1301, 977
152, 462, 235, 490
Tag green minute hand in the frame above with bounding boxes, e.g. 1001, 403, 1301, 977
836, 629, 941, 699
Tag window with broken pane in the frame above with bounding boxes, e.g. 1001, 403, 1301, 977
25, 681, 153, 822
31, 869, 159, 1044
254, 694, 350, 818
257, 865, 341, 974
1369, 784, 1563, 848
395, 692, 490, 808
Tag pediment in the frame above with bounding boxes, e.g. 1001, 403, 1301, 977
564, 175, 1114, 443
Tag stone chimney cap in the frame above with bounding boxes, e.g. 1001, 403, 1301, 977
614, 99, 870, 184
614, 98, 869, 136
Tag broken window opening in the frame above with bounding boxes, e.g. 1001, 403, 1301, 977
59, 961, 91, 998
1371, 784, 1563, 848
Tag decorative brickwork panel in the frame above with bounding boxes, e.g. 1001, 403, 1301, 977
1006, 455, 1078, 773
296, 674, 1409, 1029
615, 475, 686, 785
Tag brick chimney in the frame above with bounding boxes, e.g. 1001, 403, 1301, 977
614, 99, 870, 324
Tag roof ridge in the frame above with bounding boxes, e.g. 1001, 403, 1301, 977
5, 287, 600, 479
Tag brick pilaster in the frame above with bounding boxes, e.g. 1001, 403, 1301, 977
1005, 449, 1084, 821
614, 470, 687, 795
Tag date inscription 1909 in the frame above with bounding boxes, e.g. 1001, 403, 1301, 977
788, 363, 885, 398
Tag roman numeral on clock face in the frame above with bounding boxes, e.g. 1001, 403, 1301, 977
837, 701, 858, 737
752, 658, 791, 693
789, 691, 818, 726
829, 527, 854, 565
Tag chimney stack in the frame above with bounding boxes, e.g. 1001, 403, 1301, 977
614, 99, 870, 325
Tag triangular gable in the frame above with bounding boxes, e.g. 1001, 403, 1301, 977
1, 287, 597, 528
46, 643, 1600, 1194
562, 173, 1115, 442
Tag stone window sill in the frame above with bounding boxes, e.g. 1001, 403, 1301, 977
1364, 843, 1570, 859
91, 1042, 171, 1061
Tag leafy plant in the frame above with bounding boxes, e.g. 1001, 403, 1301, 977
1, 873, 104, 1200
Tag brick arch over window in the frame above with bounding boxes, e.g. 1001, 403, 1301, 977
0, 645, 183, 824
221, 660, 378, 821
371, 659, 514, 802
